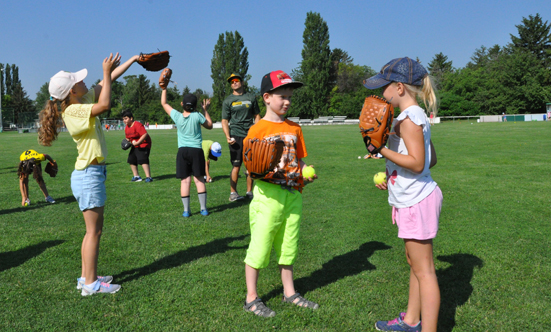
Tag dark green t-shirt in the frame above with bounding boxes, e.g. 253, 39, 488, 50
221, 93, 260, 137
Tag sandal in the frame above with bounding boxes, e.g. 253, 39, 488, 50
282, 292, 319, 310
243, 298, 276, 317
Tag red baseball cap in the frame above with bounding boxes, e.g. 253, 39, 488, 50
260, 70, 303, 94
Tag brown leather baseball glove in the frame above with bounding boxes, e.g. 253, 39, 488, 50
45, 160, 58, 178
243, 138, 285, 179
138, 50, 170, 72
159, 68, 172, 89
359, 95, 394, 154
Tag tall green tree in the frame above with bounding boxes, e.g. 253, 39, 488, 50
467, 45, 503, 69
12, 64, 19, 86
5, 64, 12, 96
510, 13, 551, 63
328, 63, 375, 118
290, 12, 332, 118
210, 31, 249, 121
182, 86, 191, 96
329, 48, 353, 86
11, 83, 34, 124
35, 82, 50, 111
0, 63, 4, 99
428, 52, 453, 90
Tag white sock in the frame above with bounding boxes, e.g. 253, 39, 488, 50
83, 279, 99, 291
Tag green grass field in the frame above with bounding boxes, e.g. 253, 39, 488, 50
1, 121, 550, 331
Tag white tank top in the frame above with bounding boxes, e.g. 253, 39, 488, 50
386, 105, 437, 208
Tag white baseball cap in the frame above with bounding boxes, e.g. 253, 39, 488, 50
211, 142, 222, 157
48, 69, 88, 100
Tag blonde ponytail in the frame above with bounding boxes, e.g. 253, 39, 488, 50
421, 75, 438, 116
403, 75, 438, 116
38, 95, 70, 146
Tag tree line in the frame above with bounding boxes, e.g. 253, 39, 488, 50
1, 12, 550, 127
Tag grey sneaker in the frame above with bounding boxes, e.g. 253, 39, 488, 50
45, 196, 56, 204
77, 276, 113, 289
81, 281, 121, 296
246, 191, 254, 200
229, 192, 244, 202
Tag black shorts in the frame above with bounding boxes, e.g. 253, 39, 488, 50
229, 136, 245, 167
176, 147, 206, 179
127, 147, 151, 165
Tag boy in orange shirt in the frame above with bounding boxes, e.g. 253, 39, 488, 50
243, 70, 318, 317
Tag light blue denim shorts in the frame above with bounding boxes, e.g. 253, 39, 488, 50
71, 165, 107, 211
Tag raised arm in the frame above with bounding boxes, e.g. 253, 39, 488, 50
94, 54, 139, 99
161, 89, 173, 116
201, 99, 213, 130
91, 54, 119, 117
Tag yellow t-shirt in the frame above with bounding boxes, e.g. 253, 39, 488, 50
20, 150, 46, 163
61, 89, 108, 170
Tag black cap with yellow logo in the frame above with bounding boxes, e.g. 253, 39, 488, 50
227, 73, 242, 83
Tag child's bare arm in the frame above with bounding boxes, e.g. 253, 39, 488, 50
43, 154, 54, 163
160, 89, 173, 116
91, 53, 118, 117
201, 99, 213, 130
95, 54, 138, 97
380, 118, 425, 173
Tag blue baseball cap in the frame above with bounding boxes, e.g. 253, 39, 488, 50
363, 57, 428, 90
210, 142, 222, 157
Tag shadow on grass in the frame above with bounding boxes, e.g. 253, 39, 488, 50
211, 174, 230, 182
0, 195, 76, 215
263, 241, 392, 302
149, 173, 177, 181
114, 235, 248, 283
437, 253, 483, 332
0, 240, 65, 273
209, 198, 251, 213
0, 166, 17, 175
151, 174, 230, 182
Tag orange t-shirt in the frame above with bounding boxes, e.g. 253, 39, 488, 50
245, 119, 307, 191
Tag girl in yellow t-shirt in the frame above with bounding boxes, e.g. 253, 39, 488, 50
38, 53, 139, 296
18, 149, 56, 206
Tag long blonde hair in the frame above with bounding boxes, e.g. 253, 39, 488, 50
38, 95, 71, 146
403, 75, 438, 116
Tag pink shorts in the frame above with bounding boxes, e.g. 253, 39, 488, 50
392, 186, 442, 240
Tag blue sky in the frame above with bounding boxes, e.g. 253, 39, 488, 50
1, 0, 550, 100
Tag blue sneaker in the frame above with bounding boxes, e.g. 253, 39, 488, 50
145, 177, 153, 182
131, 176, 142, 182
81, 281, 121, 296
200, 209, 209, 216
77, 276, 113, 289
375, 312, 421, 331
183, 211, 191, 217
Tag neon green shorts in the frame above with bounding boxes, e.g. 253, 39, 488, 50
244, 181, 303, 269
